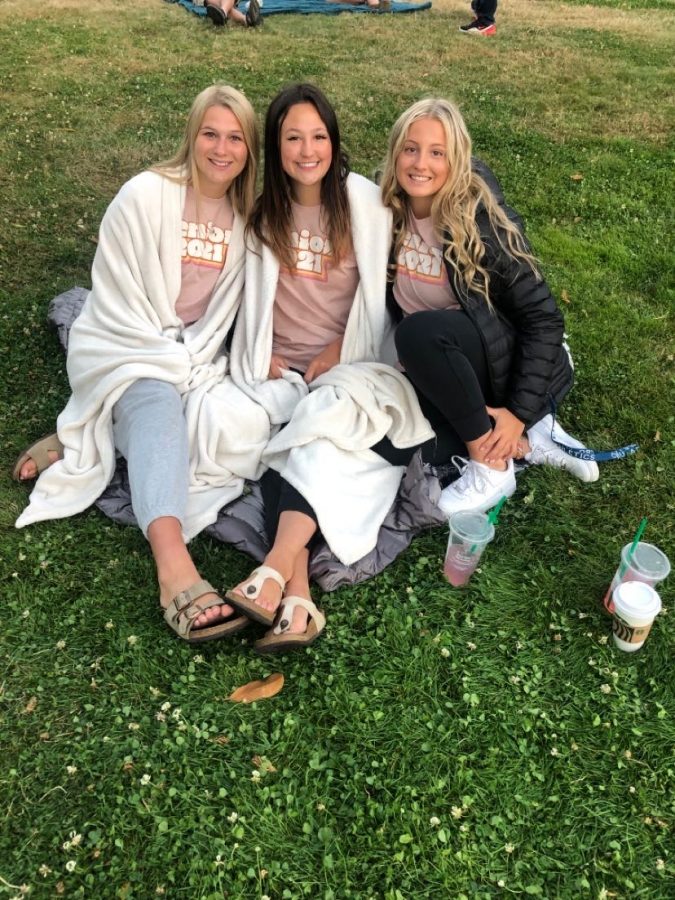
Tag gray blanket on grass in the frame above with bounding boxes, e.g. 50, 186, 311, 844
48, 287, 449, 591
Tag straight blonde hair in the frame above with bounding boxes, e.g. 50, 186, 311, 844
153, 84, 259, 218
380, 98, 539, 304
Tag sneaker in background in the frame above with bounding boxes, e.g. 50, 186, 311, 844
459, 20, 496, 35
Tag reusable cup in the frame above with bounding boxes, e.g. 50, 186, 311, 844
611, 581, 661, 652
602, 542, 670, 615
444, 511, 495, 587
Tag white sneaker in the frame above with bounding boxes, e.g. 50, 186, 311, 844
438, 457, 516, 516
526, 414, 599, 483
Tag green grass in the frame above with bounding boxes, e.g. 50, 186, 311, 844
1, 0, 674, 897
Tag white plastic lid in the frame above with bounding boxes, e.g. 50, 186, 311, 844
613, 581, 662, 621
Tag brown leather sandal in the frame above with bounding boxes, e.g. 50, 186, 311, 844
164, 579, 249, 643
12, 433, 64, 482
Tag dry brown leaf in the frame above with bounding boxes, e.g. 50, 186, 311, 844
24, 696, 37, 713
252, 755, 278, 774
561, 289, 571, 304
228, 673, 284, 703
570, 173, 584, 182
211, 735, 231, 745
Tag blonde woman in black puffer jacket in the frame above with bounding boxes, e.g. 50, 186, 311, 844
380, 97, 598, 516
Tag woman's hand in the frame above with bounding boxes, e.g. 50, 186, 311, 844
479, 406, 525, 463
304, 337, 343, 384
268, 355, 291, 379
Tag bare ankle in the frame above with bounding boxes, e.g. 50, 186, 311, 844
263, 551, 294, 584
484, 459, 508, 471
516, 438, 531, 458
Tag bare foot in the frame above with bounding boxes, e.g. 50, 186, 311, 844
516, 437, 531, 459
229, 552, 292, 617
19, 449, 60, 481
278, 600, 310, 634
14, 433, 64, 481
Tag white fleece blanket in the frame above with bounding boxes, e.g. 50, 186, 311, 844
264, 362, 434, 564
16, 170, 269, 538
230, 173, 434, 563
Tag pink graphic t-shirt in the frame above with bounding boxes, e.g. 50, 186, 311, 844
273, 203, 359, 372
175, 187, 234, 325
393, 214, 459, 315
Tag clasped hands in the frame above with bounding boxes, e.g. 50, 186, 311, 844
268, 337, 343, 383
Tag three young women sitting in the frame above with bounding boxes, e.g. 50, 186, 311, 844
14, 84, 596, 650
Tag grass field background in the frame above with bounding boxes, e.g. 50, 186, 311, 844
1, 1, 674, 897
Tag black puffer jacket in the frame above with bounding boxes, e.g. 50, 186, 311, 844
387, 160, 574, 428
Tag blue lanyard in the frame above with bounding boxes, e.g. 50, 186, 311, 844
547, 397, 639, 462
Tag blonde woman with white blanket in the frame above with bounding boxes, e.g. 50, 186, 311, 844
226, 84, 433, 654
14, 85, 270, 643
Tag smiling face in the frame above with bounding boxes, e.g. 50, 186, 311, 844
395, 117, 450, 218
193, 105, 248, 199
279, 102, 333, 205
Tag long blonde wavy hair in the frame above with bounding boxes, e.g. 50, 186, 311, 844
380, 98, 539, 304
153, 84, 259, 219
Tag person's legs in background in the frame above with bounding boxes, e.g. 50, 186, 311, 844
459, 0, 497, 35
205, 0, 262, 28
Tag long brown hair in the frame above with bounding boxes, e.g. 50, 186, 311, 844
380, 98, 539, 304
248, 83, 351, 268
153, 84, 259, 219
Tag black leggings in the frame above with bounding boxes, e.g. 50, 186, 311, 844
262, 309, 492, 546
259, 435, 412, 548
395, 308, 493, 449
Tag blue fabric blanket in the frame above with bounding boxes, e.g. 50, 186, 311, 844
175, 0, 432, 18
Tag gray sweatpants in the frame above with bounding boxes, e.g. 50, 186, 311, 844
112, 379, 189, 536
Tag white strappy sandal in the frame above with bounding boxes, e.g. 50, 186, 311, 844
254, 596, 326, 655
225, 565, 286, 626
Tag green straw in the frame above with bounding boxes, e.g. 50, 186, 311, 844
617, 517, 648, 580
488, 495, 508, 526
469, 495, 508, 553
